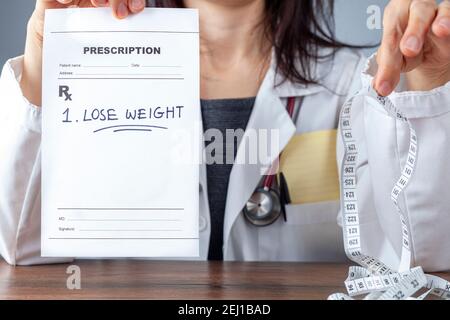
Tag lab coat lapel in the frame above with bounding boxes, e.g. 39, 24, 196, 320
222, 65, 297, 255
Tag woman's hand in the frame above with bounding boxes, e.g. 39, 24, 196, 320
21, 0, 146, 106
375, 0, 450, 96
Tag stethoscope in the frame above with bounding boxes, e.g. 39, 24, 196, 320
243, 97, 300, 227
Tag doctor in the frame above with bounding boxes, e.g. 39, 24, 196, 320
0, 0, 449, 270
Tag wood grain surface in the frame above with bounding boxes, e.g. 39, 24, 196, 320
1, 260, 449, 300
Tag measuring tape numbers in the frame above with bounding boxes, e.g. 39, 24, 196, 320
329, 86, 450, 300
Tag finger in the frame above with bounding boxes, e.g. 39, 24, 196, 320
110, 0, 129, 19
400, 0, 438, 58
91, 0, 109, 7
127, 0, 145, 13
38, 0, 72, 6
374, 0, 410, 96
432, 0, 450, 38
37, 0, 72, 10
374, 46, 403, 96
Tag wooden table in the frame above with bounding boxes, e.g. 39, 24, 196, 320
1, 260, 449, 300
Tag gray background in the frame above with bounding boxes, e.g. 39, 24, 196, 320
0, 0, 391, 66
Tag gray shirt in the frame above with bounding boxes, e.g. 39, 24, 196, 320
201, 97, 255, 260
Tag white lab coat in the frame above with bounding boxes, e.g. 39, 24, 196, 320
1, 49, 449, 271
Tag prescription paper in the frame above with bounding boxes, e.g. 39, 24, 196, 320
41, 8, 200, 257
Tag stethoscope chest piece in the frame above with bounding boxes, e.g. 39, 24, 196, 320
243, 188, 282, 227
242, 96, 298, 227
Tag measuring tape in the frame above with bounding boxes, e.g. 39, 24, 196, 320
329, 86, 450, 300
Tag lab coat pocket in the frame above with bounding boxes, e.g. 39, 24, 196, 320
258, 200, 347, 262
279, 130, 340, 204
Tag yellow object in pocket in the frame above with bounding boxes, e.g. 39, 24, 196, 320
279, 130, 340, 205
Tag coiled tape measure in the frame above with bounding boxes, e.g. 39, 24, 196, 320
328, 86, 450, 300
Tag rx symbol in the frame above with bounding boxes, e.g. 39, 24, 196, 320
59, 85, 72, 101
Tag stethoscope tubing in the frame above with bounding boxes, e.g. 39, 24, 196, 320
261, 96, 297, 189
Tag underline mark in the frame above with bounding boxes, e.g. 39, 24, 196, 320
93, 124, 168, 134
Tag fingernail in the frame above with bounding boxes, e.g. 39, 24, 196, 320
117, 2, 128, 18
438, 18, 450, 30
131, 0, 144, 11
404, 36, 421, 53
378, 81, 392, 96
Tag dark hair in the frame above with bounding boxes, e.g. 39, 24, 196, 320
152, 0, 360, 86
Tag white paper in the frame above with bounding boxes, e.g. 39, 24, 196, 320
41, 8, 200, 257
